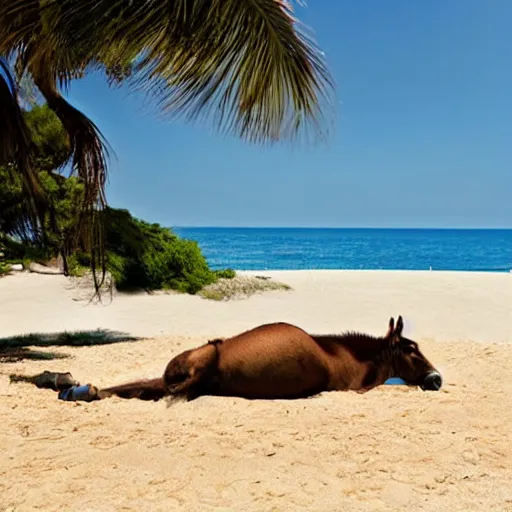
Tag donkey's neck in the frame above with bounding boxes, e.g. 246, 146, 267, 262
374, 340, 399, 378
331, 332, 389, 355
313, 332, 396, 376
360, 338, 397, 385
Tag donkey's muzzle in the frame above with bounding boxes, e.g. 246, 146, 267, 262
421, 371, 442, 391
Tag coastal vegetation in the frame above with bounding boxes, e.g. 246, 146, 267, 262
0, 105, 290, 299
0, 105, 237, 294
0, 2, 333, 293
199, 275, 292, 301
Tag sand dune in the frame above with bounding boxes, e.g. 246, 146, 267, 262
1, 270, 511, 511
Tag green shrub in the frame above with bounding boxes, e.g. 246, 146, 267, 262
66, 253, 90, 277
0, 104, 234, 295
214, 268, 236, 279
0, 261, 10, 276
141, 238, 216, 293
102, 208, 231, 294
105, 252, 126, 286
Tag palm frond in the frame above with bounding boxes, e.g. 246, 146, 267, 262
0, 1, 41, 55
3, 0, 334, 145
0, 59, 47, 239
113, 0, 335, 144
0, 60, 30, 164
28, 60, 111, 291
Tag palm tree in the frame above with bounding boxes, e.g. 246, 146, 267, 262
0, 0, 334, 289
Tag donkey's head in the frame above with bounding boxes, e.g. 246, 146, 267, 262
386, 316, 442, 391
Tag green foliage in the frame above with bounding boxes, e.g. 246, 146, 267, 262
105, 252, 126, 288
0, 165, 84, 257
39, 171, 85, 252
0, 261, 9, 276
103, 208, 226, 294
0, 164, 29, 240
0, 104, 234, 295
24, 105, 70, 171
0, 104, 73, 244
66, 253, 89, 277
214, 268, 236, 279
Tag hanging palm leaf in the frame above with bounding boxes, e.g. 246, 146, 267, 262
0, 59, 48, 243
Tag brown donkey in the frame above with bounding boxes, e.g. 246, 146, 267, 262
96, 315, 442, 401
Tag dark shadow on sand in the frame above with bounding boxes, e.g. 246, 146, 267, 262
0, 348, 70, 363
0, 329, 140, 362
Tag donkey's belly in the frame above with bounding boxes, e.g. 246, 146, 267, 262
214, 350, 330, 399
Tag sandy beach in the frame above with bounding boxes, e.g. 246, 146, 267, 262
1, 270, 512, 511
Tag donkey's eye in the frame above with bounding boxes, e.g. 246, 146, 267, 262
403, 346, 415, 355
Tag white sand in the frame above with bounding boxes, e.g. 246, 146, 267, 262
1, 270, 511, 342
1, 270, 512, 511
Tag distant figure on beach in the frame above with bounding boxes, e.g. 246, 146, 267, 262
35, 316, 442, 403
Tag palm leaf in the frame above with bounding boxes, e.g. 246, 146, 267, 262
28, 58, 111, 291
2, 0, 334, 206
3, 0, 334, 145
104, 0, 334, 144
0, 59, 47, 241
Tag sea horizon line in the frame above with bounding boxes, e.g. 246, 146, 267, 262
172, 226, 512, 231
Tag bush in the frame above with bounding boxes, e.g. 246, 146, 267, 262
1, 205, 234, 294
214, 268, 236, 279
0, 104, 233, 295
66, 252, 90, 277
103, 208, 233, 293
0, 261, 10, 276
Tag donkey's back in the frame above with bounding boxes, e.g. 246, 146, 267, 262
165, 322, 335, 399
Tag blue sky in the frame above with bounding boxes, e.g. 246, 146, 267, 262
66, 0, 512, 228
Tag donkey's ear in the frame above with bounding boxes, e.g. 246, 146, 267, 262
386, 317, 395, 337
395, 315, 404, 336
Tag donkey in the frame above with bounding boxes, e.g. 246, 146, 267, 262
95, 315, 442, 401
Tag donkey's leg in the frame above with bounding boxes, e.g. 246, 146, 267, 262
163, 341, 221, 399
98, 377, 167, 401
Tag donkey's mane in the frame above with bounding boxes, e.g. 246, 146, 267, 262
311, 331, 390, 360
314, 331, 387, 346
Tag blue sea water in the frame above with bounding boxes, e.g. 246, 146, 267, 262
173, 227, 512, 273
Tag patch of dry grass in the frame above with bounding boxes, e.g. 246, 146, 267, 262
199, 275, 292, 301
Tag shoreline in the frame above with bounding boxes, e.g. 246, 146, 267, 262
240, 268, 512, 275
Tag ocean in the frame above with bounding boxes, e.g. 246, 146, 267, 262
173, 227, 512, 273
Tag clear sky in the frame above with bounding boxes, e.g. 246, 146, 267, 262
66, 0, 512, 228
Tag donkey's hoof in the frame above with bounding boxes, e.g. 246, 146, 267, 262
58, 384, 100, 402
34, 371, 79, 391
